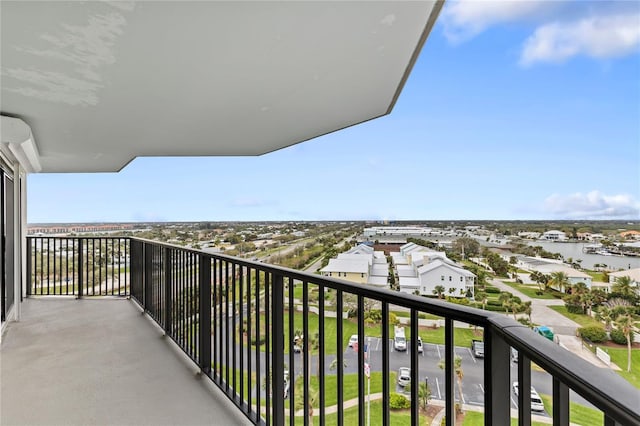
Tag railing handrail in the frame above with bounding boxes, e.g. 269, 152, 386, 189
27, 235, 640, 425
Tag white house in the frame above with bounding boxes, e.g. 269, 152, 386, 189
417, 260, 475, 298
609, 268, 640, 295
392, 243, 476, 297
320, 244, 389, 288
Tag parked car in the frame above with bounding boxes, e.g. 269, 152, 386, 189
394, 326, 407, 351
513, 382, 545, 412
397, 367, 411, 387
348, 334, 358, 348
471, 339, 484, 358
284, 369, 290, 399
416, 336, 423, 354
533, 326, 554, 341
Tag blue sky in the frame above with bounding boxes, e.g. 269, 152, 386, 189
28, 1, 640, 223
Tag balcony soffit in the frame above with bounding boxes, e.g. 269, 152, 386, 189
0, 1, 442, 172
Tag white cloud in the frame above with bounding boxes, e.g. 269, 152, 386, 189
441, 0, 550, 43
543, 191, 640, 219
440, 1, 640, 65
520, 13, 640, 66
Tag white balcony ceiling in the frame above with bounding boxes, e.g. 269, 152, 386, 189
1, 1, 442, 173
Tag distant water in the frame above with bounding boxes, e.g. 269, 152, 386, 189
526, 241, 640, 271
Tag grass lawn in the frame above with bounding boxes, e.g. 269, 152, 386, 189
500, 280, 557, 300
462, 411, 548, 426
293, 400, 419, 426
300, 372, 396, 407
539, 394, 604, 426
548, 306, 603, 328
585, 271, 607, 282
601, 347, 640, 388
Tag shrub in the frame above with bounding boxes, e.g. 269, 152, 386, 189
389, 392, 410, 409
610, 329, 633, 345
389, 312, 399, 326
566, 304, 584, 314
485, 286, 501, 294
578, 326, 607, 343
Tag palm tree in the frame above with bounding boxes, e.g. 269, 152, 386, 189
433, 285, 445, 299
612, 276, 634, 299
614, 314, 635, 372
498, 292, 513, 315
475, 291, 488, 310
596, 307, 613, 331
549, 271, 570, 293
522, 301, 532, 323
294, 378, 318, 426
418, 381, 431, 411
438, 355, 464, 412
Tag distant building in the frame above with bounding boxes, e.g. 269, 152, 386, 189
362, 226, 433, 243
541, 230, 567, 241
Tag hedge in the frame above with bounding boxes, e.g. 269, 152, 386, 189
578, 326, 607, 343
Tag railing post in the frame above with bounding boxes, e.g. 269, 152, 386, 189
518, 351, 532, 426
164, 247, 172, 333
77, 239, 83, 299
445, 318, 455, 426
484, 327, 510, 425
553, 378, 569, 426
271, 273, 285, 426
144, 243, 152, 312
26, 237, 32, 296
199, 254, 211, 375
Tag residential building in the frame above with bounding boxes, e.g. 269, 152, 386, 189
320, 243, 389, 287
393, 243, 475, 297
541, 230, 567, 241
609, 268, 640, 294
416, 259, 475, 298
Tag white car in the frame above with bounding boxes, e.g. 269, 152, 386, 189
513, 382, 545, 412
397, 367, 411, 387
348, 335, 358, 348
416, 336, 423, 353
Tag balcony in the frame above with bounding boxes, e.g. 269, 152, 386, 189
2, 236, 638, 426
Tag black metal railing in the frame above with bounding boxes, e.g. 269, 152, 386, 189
26, 236, 639, 426
27, 237, 130, 297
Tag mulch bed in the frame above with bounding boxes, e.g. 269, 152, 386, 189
598, 341, 640, 349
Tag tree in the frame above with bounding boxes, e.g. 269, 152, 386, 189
475, 291, 488, 310
549, 271, 570, 293
294, 378, 318, 426
522, 301, 532, 323
596, 307, 613, 331
614, 314, 635, 372
438, 356, 464, 411
433, 285, 446, 299
452, 237, 480, 258
612, 276, 635, 299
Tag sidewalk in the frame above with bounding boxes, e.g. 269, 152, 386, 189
489, 279, 611, 369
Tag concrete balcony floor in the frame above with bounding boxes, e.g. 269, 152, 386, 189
1, 298, 250, 426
